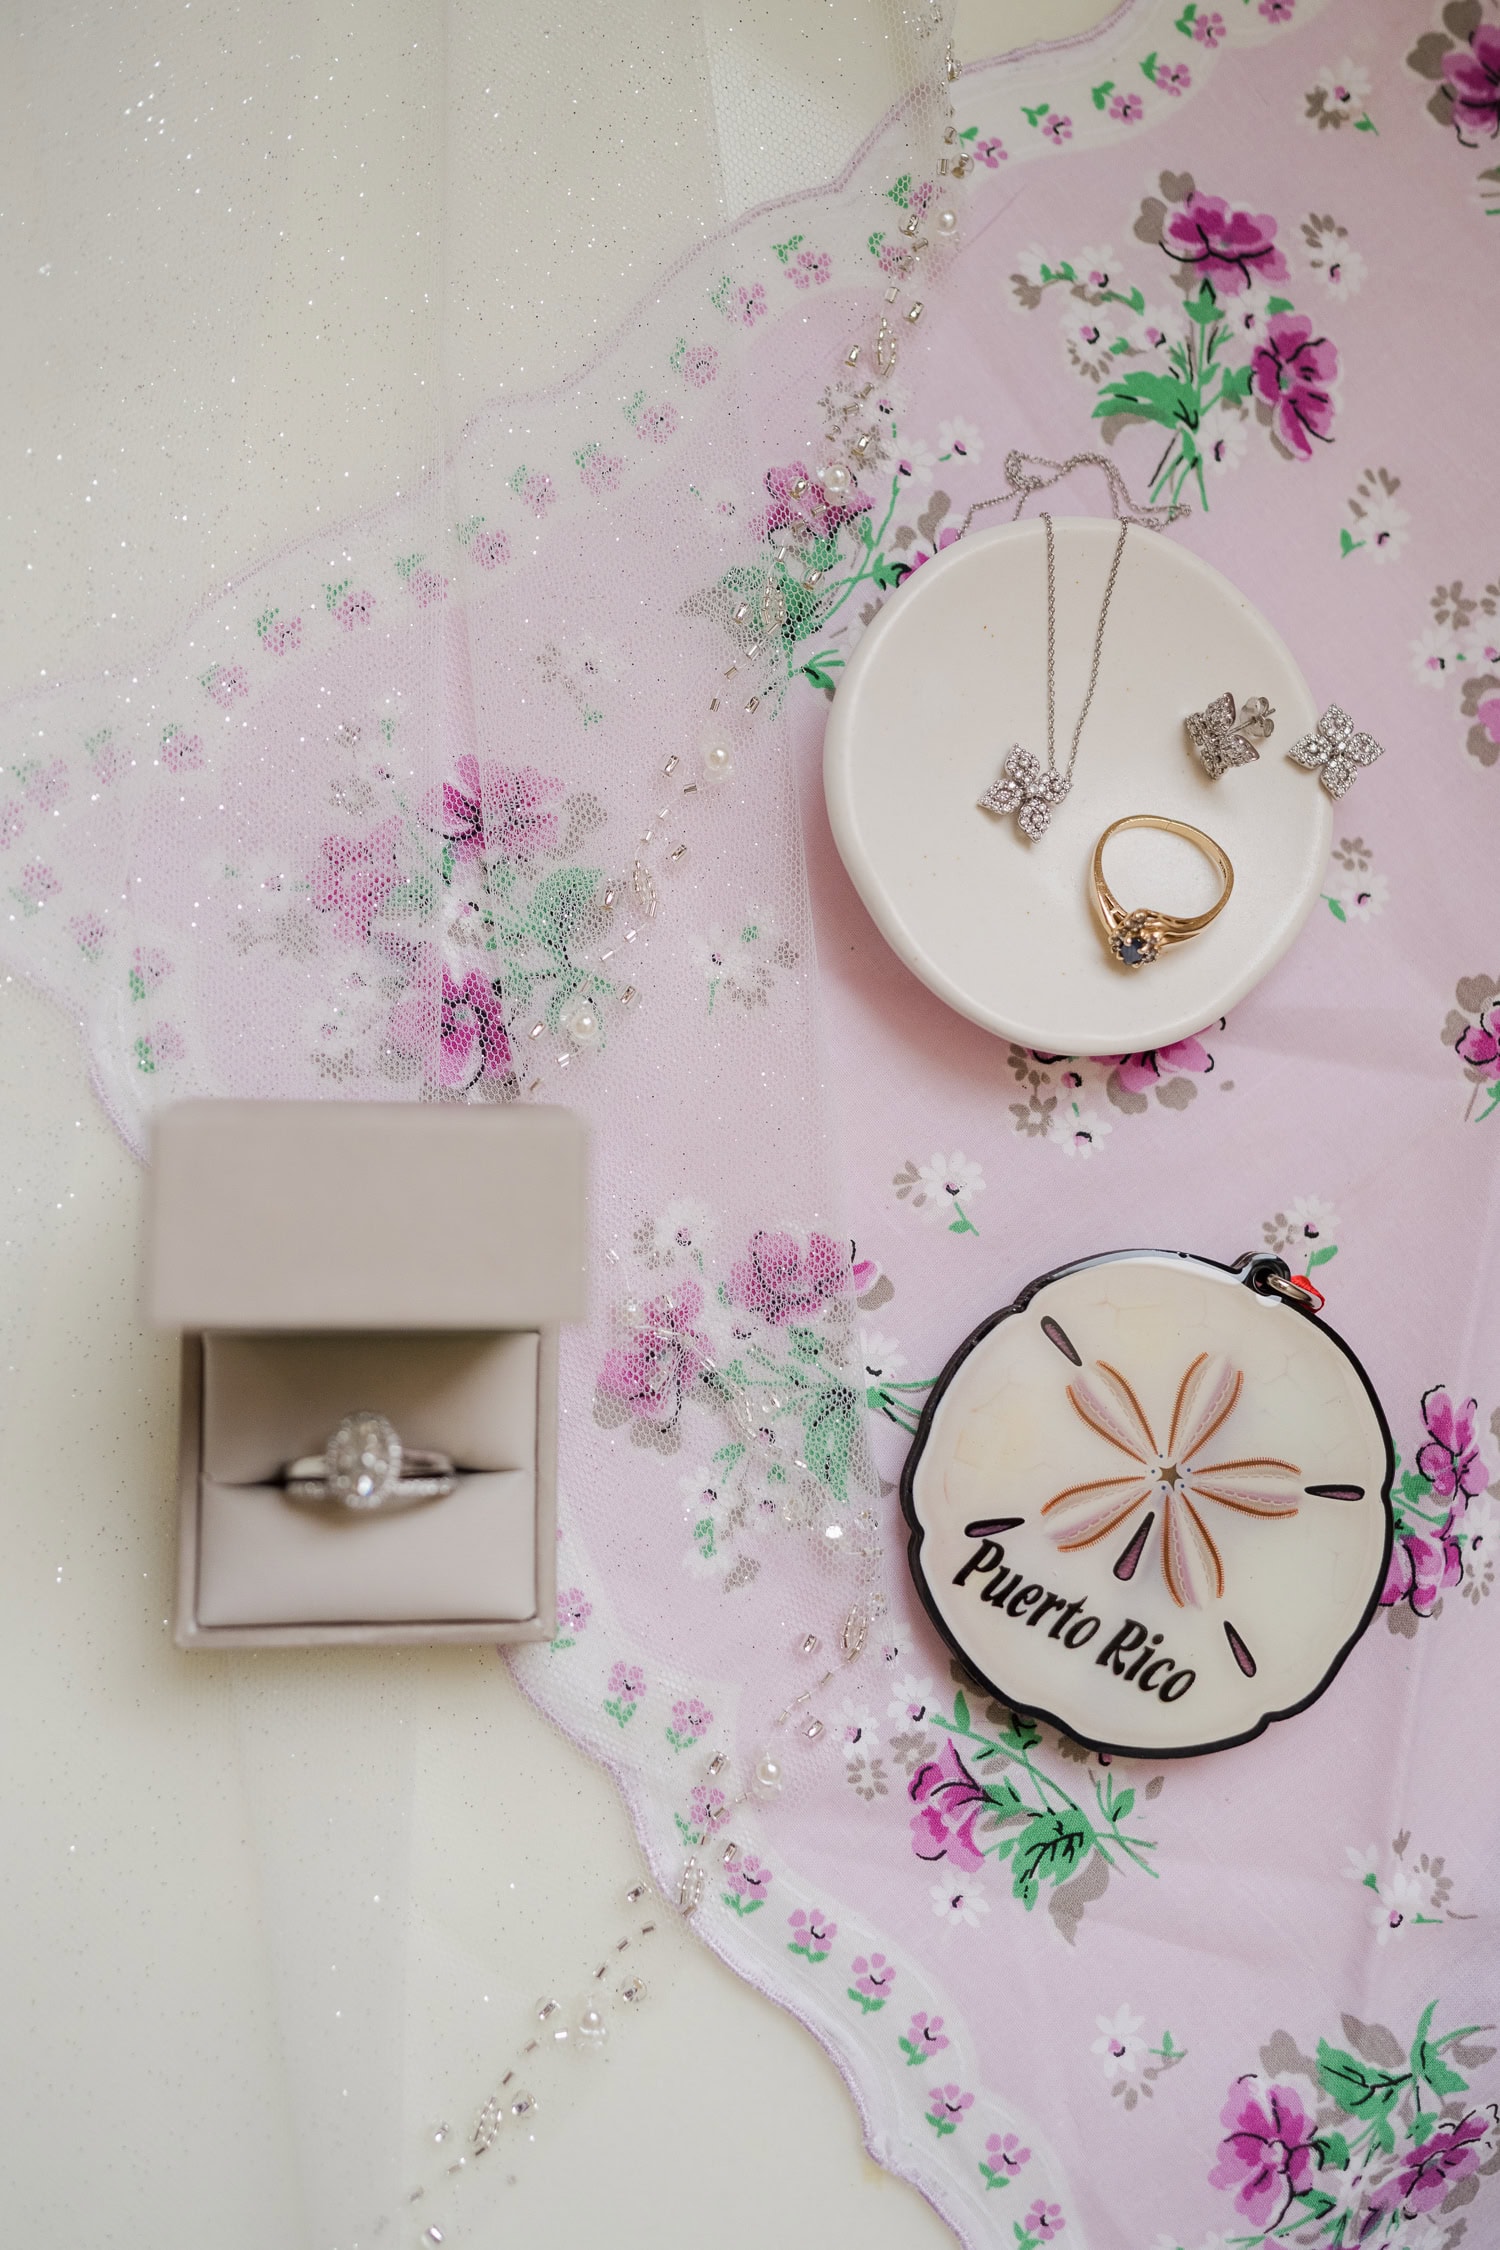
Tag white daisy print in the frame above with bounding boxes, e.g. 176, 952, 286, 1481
1203, 408, 1250, 478
894, 1150, 985, 1236
936, 416, 984, 466
1333, 870, 1389, 922
1410, 624, 1461, 688
886, 1671, 937, 1722
894, 438, 939, 491
1092, 2004, 1147, 2085
929, 1881, 990, 1929
1056, 1107, 1112, 1159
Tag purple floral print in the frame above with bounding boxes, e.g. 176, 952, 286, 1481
1381, 1519, 1463, 1615
1252, 312, 1338, 458
908, 1738, 990, 1876
23, 759, 69, 812
578, 447, 624, 495
668, 1697, 711, 1740
17, 861, 60, 905
1209, 2077, 1319, 2226
606, 1661, 644, 1700
690, 1783, 728, 1834
471, 529, 510, 570
756, 461, 872, 547
1458, 1001, 1500, 1077
1109, 90, 1144, 122
636, 402, 680, 445
984, 2130, 1032, 2176
516, 471, 555, 516
1100, 1035, 1214, 1096
597, 1281, 713, 1427
1042, 113, 1072, 145
1444, 22, 1500, 141
70, 911, 107, 957
556, 1587, 592, 1636
389, 959, 513, 1090
1260, 0, 1295, 20
257, 609, 302, 655
849, 1953, 895, 2001
1192, 9, 1226, 43
899, 2011, 950, 2066
1417, 1385, 1489, 1501
1163, 193, 1290, 293
974, 137, 1006, 165
1370, 2107, 1497, 2214
0, 801, 25, 848
785, 248, 831, 288
680, 343, 718, 387
1156, 62, 1191, 97
728, 1228, 871, 1325
310, 819, 401, 942
426, 755, 563, 865
1024, 2203, 1065, 2241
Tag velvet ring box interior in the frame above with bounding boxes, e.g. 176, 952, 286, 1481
147, 1100, 587, 1648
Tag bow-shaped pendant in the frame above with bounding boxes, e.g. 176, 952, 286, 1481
1184, 691, 1275, 780
977, 746, 1070, 840
1287, 705, 1385, 798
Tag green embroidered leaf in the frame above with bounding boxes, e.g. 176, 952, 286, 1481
1354, 115, 1377, 132
1140, 51, 1160, 86
1305, 1243, 1338, 1268
1183, 282, 1219, 326
1318, 2129, 1350, 2170
788, 1326, 824, 1364
1174, 3, 1197, 29
1010, 1809, 1095, 1909
1326, 898, 1348, 923
978, 1778, 1026, 1828
1090, 79, 1115, 110
1339, 528, 1364, 557
1298, 2191, 1337, 2222
953, 1689, 971, 1733
1409, 2109, 1441, 2144
1109, 1786, 1136, 1823
1220, 362, 1254, 405
1266, 295, 1294, 315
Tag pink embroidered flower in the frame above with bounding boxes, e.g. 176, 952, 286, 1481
386, 955, 513, 1090
405, 565, 448, 607
1470, 690, 1500, 756
691, 1784, 728, 1832
975, 137, 1006, 165
0, 801, 24, 848
556, 1587, 592, 1635
757, 461, 872, 546
905, 2011, 949, 2057
1193, 8, 1226, 41
129, 946, 171, 996
1164, 193, 1289, 293
1157, 61, 1191, 95
1099, 1034, 1215, 1094
426, 755, 563, 864
927, 2084, 974, 2126
728, 1229, 866, 1325
1458, 1002, 1500, 1078
1109, 90, 1144, 121
787, 248, 831, 289
1042, 112, 1073, 144
908, 1738, 990, 1875
607, 1661, 645, 1700
258, 611, 302, 655
906, 528, 962, 573
69, 912, 107, 956
1370, 2108, 1498, 2215
1252, 312, 1338, 458
735, 282, 767, 326
1209, 2077, 1320, 2226
1024, 2203, 1065, 2241
137, 1021, 186, 1069
681, 342, 719, 388
471, 530, 510, 570
518, 471, 555, 517
636, 402, 680, 445
333, 587, 376, 629
878, 239, 911, 277
578, 448, 625, 495
1444, 23, 1500, 143
310, 818, 401, 942
787, 1906, 836, 1955
86, 733, 122, 784
17, 860, 60, 904
724, 1852, 772, 1902
670, 1697, 712, 1740
597, 1281, 713, 1424
850, 1953, 895, 1999
1259, 0, 1295, 19
160, 728, 204, 771
204, 664, 249, 707
23, 759, 69, 812
1418, 1385, 1490, 1503
985, 2131, 1032, 2175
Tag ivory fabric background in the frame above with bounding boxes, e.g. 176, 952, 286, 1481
6, 3, 1500, 2249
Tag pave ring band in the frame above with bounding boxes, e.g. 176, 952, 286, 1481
1091, 814, 1234, 969
281, 1411, 456, 1512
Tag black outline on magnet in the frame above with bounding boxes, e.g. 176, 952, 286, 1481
898, 1247, 1396, 1762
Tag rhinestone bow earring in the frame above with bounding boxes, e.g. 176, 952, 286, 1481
1185, 691, 1276, 780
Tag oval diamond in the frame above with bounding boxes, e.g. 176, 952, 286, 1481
325, 1411, 403, 1510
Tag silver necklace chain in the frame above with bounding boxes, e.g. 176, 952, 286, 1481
1043, 509, 1130, 793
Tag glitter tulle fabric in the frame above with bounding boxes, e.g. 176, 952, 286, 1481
8, 0, 1500, 2242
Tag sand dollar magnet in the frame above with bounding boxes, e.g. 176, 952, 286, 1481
902, 1251, 1394, 1758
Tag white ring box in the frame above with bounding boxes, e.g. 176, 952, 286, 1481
147, 1101, 587, 1649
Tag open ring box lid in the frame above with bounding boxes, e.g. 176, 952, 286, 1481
147, 1101, 588, 1648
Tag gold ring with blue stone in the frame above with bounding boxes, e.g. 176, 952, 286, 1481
1091, 813, 1233, 970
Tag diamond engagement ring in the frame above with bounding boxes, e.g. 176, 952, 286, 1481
281, 1412, 456, 1511
1090, 814, 1234, 969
